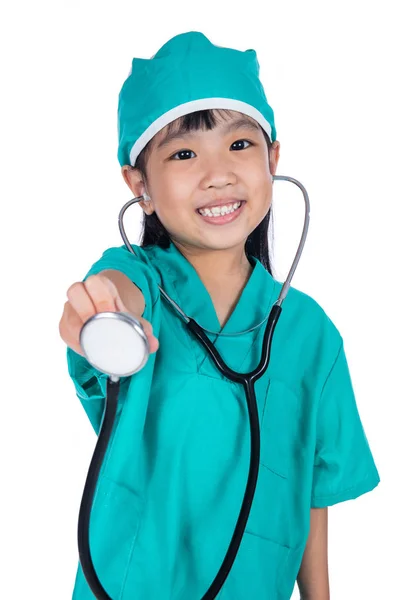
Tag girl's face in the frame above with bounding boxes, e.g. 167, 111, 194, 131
123, 110, 280, 255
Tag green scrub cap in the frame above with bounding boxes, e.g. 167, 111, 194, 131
117, 31, 277, 167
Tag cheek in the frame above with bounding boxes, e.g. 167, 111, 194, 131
246, 168, 272, 204
241, 155, 270, 183
145, 161, 191, 227
151, 175, 194, 221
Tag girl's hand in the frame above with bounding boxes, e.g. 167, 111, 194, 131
59, 274, 159, 357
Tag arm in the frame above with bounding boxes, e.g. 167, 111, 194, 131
297, 507, 330, 600
100, 268, 145, 316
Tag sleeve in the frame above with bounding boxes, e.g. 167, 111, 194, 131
310, 340, 380, 507
66, 244, 160, 434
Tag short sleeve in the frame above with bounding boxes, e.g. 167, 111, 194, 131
311, 341, 380, 507
66, 244, 160, 434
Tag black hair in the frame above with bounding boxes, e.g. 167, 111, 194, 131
134, 108, 275, 276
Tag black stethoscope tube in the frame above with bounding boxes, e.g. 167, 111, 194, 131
78, 376, 120, 600
77, 303, 282, 599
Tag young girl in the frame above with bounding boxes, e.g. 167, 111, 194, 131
61, 31, 380, 600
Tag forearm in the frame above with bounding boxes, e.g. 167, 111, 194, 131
297, 507, 330, 599
298, 585, 330, 600
297, 568, 330, 599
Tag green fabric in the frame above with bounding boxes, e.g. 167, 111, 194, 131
117, 31, 277, 167
67, 241, 380, 599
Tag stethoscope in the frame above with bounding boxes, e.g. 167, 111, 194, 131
77, 174, 310, 599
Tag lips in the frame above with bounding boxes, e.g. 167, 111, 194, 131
197, 199, 245, 210
196, 199, 245, 225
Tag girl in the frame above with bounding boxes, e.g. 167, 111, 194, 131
61, 31, 380, 600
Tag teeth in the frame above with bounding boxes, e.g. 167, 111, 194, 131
199, 201, 242, 217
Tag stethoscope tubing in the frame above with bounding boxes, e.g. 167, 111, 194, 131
78, 377, 120, 600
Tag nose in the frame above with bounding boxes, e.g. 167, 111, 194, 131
200, 155, 238, 190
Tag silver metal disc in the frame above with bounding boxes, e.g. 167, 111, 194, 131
79, 312, 150, 378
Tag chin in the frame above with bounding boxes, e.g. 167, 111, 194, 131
198, 233, 250, 251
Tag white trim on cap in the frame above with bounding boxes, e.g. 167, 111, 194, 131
129, 98, 273, 166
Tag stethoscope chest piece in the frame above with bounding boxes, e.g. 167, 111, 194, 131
79, 312, 150, 380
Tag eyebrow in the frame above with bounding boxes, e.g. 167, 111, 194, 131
155, 117, 261, 151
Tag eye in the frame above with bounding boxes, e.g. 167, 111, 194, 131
231, 139, 253, 150
170, 149, 196, 160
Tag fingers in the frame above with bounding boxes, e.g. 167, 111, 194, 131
66, 275, 118, 325
59, 301, 85, 356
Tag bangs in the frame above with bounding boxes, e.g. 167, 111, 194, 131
163, 108, 236, 136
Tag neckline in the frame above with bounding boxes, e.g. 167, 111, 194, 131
150, 241, 277, 336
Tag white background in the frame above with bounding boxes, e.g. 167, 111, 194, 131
1, 1, 398, 598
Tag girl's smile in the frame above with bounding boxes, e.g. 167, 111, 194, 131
196, 199, 246, 225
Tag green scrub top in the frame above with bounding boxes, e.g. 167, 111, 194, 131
67, 241, 380, 600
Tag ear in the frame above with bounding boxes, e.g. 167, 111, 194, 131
269, 141, 281, 177
137, 194, 155, 216
121, 165, 155, 215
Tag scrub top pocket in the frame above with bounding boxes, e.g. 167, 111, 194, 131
243, 378, 303, 548
259, 378, 302, 479
217, 530, 291, 600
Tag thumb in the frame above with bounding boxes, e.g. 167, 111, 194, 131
137, 316, 159, 353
